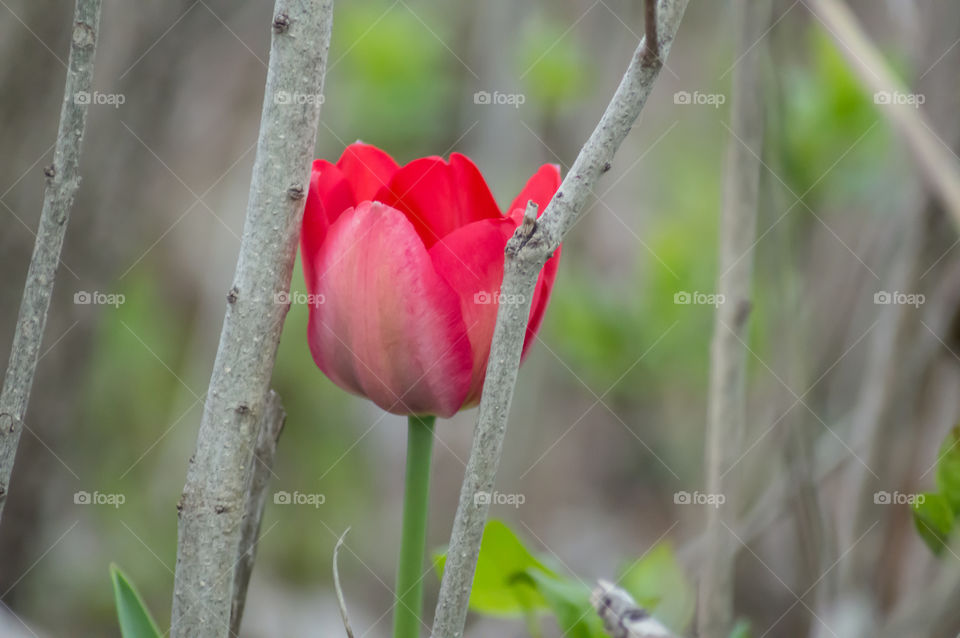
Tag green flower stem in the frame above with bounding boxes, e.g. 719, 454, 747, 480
393, 414, 436, 638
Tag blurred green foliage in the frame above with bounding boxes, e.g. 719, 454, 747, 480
435, 519, 694, 637
518, 15, 589, 108
914, 426, 960, 555
323, 2, 457, 157
779, 29, 895, 204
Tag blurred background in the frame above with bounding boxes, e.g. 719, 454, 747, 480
2, 0, 960, 636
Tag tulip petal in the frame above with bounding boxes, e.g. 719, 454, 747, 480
507, 163, 562, 217
375, 153, 502, 247
336, 142, 400, 202
302, 160, 355, 291
307, 201, 473, 417
429, 217, 517, 406
522, 244, 561, 361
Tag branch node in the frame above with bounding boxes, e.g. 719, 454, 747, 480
286, 183, 305, 200
72, 21, 96, 48
43, 165, 56, 179
226, 286, 239, 304
273, 12, 291, 33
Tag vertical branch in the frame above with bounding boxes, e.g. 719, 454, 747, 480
697, 1, 770, 636
230, 390, 285, 635
0, 0, 102, 522
430, 2, 690, 636
170, 2, 333, 636
806, 0, 960, 230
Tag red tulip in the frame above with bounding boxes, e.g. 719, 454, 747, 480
299, 143, 561, 418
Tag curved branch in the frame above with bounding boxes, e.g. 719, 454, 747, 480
430, 2, 690, 636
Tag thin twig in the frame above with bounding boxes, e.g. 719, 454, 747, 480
0, 0, 102, 523
806, 0, 960, 230
230, 390, 286, 635
697, 1, 770, 636
333, 528, 356, 638
592, 580, 678, 638
430, 2, 689, 636
170, 3, 333, 636
642, 0, 659, 62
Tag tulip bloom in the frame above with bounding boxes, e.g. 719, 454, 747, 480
300, 143, 561, 418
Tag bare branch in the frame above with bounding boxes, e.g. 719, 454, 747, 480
0, 0, 102, 522
697, 1, 771, 636
592, 580, 679, 638
806, 0, 960, 230
170, 2, 334, 636
642, 0, 659, 61
430, 2, 689, 636
230, 390, 285, 635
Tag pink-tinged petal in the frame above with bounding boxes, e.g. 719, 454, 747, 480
429, 217, 518, 406
374, 153, 502, 248
507, 163, 562, 217
336, 142, 400, 202
307, 201, 473, 417
302, 160, 354, 292
521, 245, 561, 361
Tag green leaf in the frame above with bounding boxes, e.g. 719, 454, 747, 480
110, 564, 162, 638
619, 542, 695, 633
935, 426, 960, 514
523, 570, 605, 638
434, 519, 559, 616
913, 492, 954, 555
